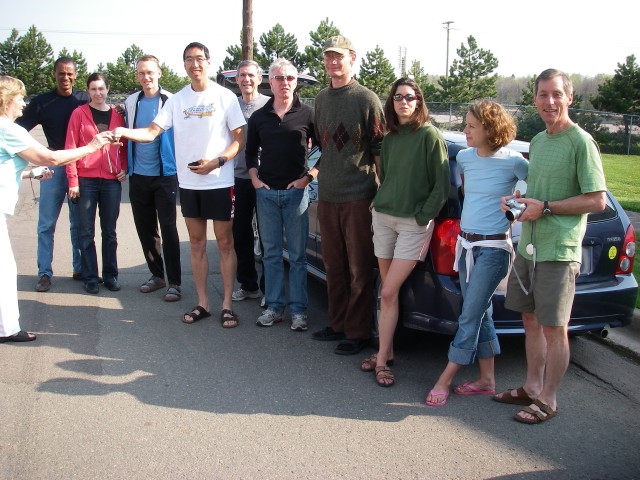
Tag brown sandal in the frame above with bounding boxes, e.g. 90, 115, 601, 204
375, 365, 395, 387
220, 309, 238, 329
514, 399, 558, 424
360, 353, 394, 372
493, 387, 534, 405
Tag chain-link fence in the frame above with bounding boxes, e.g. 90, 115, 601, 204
427, 102, 640, 156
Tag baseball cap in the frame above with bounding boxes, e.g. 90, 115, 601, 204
323, 35, 355, 55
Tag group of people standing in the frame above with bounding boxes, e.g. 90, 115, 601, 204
0, 34, 606, 425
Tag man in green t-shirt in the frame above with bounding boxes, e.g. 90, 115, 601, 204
494, 69, 607, 424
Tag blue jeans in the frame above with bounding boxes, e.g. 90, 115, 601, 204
448, 246, 509, 365
77, 178, 121, 285
37, 165, 81, 277
255, 187, 309, 314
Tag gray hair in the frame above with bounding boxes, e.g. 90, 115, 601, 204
534, 68, 573, 97
268, 58, 297, 78
237, 59, 262, 74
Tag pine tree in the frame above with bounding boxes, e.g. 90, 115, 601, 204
358, 46, 395, 99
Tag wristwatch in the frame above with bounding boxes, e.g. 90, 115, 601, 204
543, 201, 552, 216
305, 172, 314, 183
217, 157, 226, 168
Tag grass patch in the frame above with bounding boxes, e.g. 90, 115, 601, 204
602, 154, 640, 212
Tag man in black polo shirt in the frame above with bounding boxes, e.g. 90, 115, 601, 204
246, 58, 316, 332
17, 57, 89, 292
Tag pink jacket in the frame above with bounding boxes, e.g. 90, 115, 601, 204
65, 104, 127, 187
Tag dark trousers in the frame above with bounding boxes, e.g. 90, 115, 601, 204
129, 174, 181, 286
317, 199, 375, 340
232, 177, 263, 292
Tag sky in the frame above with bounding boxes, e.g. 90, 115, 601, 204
2, 0, 639, 80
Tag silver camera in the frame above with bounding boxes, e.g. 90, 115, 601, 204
31, 166, 50, 179
505, 198, 526, 222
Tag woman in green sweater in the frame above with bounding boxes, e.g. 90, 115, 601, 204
360, 77, 450, 387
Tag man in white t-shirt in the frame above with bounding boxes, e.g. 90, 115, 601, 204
114, 42, 246, 328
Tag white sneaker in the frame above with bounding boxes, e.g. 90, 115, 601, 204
256, 309, 284, 327
232, 288, 261, 301
260, 296, 266, 308
290, 313, 308, 332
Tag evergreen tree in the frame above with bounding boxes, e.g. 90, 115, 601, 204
358, 46, 395, 99
159, 63, 190, 93
436, 35, 498, 103
259, 24, 302, 69
105, 44, 145, 94
408, 60, 439, 101
0, 29, 21, 77
591, 54, 640, 135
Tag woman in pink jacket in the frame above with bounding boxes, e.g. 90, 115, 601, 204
66, 73, 127, 294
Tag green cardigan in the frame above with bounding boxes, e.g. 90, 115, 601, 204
373, 123, 450, 225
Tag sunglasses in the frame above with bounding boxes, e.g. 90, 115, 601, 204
393, 93, 418, 102
272, 75, 296, 82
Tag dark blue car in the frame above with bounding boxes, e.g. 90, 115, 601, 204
296, 132, 638, 337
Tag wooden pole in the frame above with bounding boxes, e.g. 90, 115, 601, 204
242, 0, 253, 60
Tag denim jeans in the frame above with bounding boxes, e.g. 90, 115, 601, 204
37, 165, 81, 277
77, 177, 121, 285
255, 187, 309, 314
448, 246, 509, 365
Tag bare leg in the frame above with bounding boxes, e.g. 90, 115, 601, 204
516, 324, 568, 421
185, 217, 209, 312
494, 312, 544, 402
213, 219, 236, 312
375, 258, 417, 385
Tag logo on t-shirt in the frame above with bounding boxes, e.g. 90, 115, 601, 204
183, 103, 215, 119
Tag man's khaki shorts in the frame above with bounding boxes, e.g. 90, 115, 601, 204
505, 253, 580, 327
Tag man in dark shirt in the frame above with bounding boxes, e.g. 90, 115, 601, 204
246, 58, 316, 332
17, 57, 89, 292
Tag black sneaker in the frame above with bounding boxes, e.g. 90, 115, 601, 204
84, 282, 99, 294
311, 326, 345, 341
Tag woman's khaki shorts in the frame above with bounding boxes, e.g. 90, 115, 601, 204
505, 253, 580, 327
372, 209, 434, 261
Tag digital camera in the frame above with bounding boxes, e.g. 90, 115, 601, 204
31, 166, 50, 179
505, 198, 526, 222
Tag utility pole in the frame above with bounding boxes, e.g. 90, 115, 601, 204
442, 20, 454, 79
242, 0, 253, 60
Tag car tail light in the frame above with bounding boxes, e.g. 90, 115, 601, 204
430, 218, 461, 276
616, 225, 636, 274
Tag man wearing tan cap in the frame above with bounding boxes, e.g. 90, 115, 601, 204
308, 35, 385, 355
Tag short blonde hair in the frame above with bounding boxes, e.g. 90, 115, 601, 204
0, 76, 26, 115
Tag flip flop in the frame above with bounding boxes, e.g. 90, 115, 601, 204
453, 382, 496, 396
493, 387, 534, 405
426, 389, 450, 407
182, 306, 211, 324
0, 330, 37, 343
220, 309, 238, 329
514, 399, 558, 424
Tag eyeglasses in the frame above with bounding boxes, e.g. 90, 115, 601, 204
393, 93, 418, 102
184, 56, 207, 64
272, 75, 296, 82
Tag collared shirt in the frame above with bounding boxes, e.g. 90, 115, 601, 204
245, 95, 316, 190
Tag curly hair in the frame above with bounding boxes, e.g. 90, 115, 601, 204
383, 77, 430, 133
0, 76, 26, 116
467, 100, 516, 150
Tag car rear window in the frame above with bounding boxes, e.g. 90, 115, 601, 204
587, 194, 617, 223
